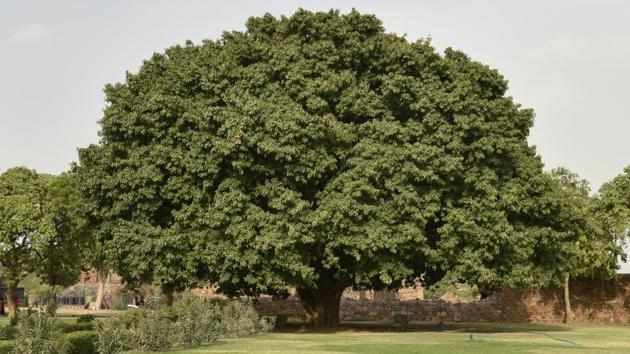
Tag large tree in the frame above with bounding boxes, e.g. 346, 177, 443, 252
77, 9, 584, 326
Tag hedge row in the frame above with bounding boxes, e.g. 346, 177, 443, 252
0, 331, 97, 354
64, 331, 98, 354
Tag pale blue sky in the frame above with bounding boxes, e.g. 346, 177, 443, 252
1, 1, 628, 270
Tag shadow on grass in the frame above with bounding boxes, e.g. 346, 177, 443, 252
275, 319, 571, 334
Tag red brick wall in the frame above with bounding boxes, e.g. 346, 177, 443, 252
254, 275, 630, 324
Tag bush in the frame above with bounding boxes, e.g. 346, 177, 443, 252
118, 308, 145, 328
59, 322, 94, 333
393, 313, 409, 325
0, 326, 16, 340
112, 298, 127, 311
171, 293, 221, 347
63, 330, 97, 354
9, 314, 19, 327
0, 341, 13, 354
94, 318, 126, 354
13, 310, 64, 354
127, 310, 175, 352
219, 299, 274, 338
143, 287, 166, 309
94, 296, 273, 353
274, 315, 289, 329
77, 314, 96, 324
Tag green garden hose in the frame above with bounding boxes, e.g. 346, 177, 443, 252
468, 331, 582, 348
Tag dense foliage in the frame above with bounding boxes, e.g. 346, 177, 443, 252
0, 296, 271, 354
96, 296, 272, 353
0, 168, 89, 318
12, 311, 64, 354
63, 331, 98, 354
0, 168, 52, 317
75, 9, 624, 326
545, 168, 620, 281
597, 166, 630, 248
37, 173, 91, 289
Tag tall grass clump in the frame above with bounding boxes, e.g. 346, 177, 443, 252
94, 318, 125, 354
12, 310, 64, 354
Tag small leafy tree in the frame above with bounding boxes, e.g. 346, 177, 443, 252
545, 168, 619, 322
35, 173, 91, 315
0, 168, 53, 319
0, 169, 90, 318
596, 166, 630, 250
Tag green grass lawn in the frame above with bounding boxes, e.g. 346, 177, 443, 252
138, 322, 630, 354
2, 312, 628, 353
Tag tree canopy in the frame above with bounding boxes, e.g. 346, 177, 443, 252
596, 166, 630, 266
0, 167, 53, 292
545, 168, 619, 281
37, 172, 91, 289
76, 9, 618, 326
0, 168, 90, 317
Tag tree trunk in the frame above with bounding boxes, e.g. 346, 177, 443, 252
45, 287, 58, 316
563, 273, 574, 323
162, 286, 174, 306
94, 269, 106, 310
6, 283, 18, 320
296, 284, 346, 328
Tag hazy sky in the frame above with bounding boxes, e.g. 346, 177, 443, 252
2, 0, 629, 188
1, 1, 629, 268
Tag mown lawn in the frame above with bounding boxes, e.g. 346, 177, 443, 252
139, 322, 630, 354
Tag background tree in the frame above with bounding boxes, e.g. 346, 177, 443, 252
596, 166, 630, 251
0, 167, 53, 319
76, 9, 603, 326
34, 173, 91, 315
544, 168, 619, 322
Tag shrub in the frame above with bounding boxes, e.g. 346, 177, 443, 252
127, 310, 175, 352
59, 322, 94, 333
13, 310, 64, 354
171, 293, 221, 347
63, 330, 97, 354
393, 313, 409, 326
92, 296, 272, 353
76, 314, 96, 324
119, 308, 145, 328
274, 315, 289, 329
112, 298, 127, 311
391, 313, 410, 332
0, 326, 16, 340
219, 299, 274, 337
9, 314, 19, 327
94, 318, 126, 354
143, 287, 166, 309
0, 341, 13, 354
